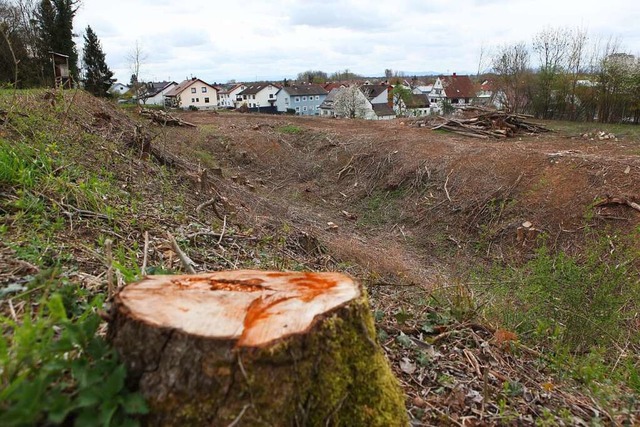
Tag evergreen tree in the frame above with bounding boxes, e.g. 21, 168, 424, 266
36, 0, 79, 82
82, 25, 113, 97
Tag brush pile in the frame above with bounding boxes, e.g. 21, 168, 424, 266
428, 111, 551, 139
140, 108, 196, 127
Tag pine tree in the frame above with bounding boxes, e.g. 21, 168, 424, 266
82, 25, 113, 97
36, 0, 80, 82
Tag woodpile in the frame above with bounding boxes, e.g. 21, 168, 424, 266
417, 111, 551, 139
140, 108, 196, 127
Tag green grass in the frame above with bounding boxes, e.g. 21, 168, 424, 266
477, 231, 640, 392
544, 119, 640, 141
278, 124, 304, 134
356, 188, 406, 227
1, 91, 148, 425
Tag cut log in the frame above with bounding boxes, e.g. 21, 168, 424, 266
108, 270, 407, 426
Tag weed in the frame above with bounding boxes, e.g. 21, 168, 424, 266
478, 230, 640, 392
278, 124, 304, 134
0, 282, 147, 425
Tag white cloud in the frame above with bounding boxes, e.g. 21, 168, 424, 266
74, 0, 640, 84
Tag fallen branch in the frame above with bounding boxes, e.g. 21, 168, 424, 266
141, 231, 150, 274
594, 196, 640, 213
167, 231, 197, 274
444, 170, 453, 202
140, 108, 196, 127
105, 239, 114, 299
428, 111, 551, 139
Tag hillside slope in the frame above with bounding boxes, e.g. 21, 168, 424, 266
1, 91, 639, 425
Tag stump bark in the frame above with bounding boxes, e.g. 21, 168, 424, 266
108, 270, 407, 426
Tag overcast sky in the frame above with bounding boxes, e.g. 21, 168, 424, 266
73, 0, 639, 85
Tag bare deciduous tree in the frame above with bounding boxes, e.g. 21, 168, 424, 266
126, 40, 147, 97
532, 27, 571, 118
492, 42, 531, 114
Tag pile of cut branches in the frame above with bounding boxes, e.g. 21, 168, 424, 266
140, 108, 196, 127
429, 111, 551, 139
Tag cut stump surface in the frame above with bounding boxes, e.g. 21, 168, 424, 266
109, 270, 407, 426
117, 270, 359, 347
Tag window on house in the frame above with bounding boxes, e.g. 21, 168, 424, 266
205, 97, 210, 103
303, 106, 307, 111
191, 88, 196, 93
202, 87, 207, 93
295, 106, 300, 112
451, 98, 458, 104
315, 95, 319, 100
269, 94, 274, 98
302, 96, 307, 101
191, 98, 195, 102
295, 97, 300, 103
464, 98, 469, 103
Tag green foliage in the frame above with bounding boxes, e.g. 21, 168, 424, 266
357, 189, 406, 227
440, 99, 456, 115
0, 288, 147, 425
82, 26, 114, 97
391, 85, 412, 116
277, 124, 303, 134
0, 138, 55, 188
479, 232, 640, 389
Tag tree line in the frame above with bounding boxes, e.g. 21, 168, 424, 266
488, 27, 640, 124
0, 0, 113, 97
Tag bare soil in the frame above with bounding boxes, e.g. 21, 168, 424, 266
154, 110, 640, 424
2, 93, 639, 425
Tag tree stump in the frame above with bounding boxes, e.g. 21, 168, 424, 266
108, 270, 408, 426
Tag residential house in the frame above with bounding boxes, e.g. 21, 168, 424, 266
218, 83, 247, 109
326, 84, 396, 120
476, 80, 493, 105
395, 94, 430, 117
139, 81, 177, 106
319, 88, 340, 117
108, 83, 129, 96
275, 84, 328, 115
413, 84, 433, 95
360, 83, 395, 120
430, 73, 476, 113
236, 83, 280, 111
164, 77, 218, 110
359, 83, 390, 106
371, 103, 396, 120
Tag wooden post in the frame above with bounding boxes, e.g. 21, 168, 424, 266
108, 270, 408, 426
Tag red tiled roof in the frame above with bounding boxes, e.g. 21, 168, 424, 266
440, 74, 476, 99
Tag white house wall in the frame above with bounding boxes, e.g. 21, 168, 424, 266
177, 81, 217, 110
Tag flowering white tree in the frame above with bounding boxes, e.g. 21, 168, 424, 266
333, 85, 369, 118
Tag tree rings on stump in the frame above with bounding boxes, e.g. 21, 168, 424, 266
109, 270, 408, 426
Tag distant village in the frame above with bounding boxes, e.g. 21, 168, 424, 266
108, 74, 496, 120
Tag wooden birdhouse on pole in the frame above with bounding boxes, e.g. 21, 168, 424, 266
50, 51, 71, 89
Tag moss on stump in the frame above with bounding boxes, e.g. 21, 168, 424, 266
108, 270, 408, 426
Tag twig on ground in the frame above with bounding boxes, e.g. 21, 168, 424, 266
105, 239, 114, 298
444, 170, 453, 202
196, 197, 223, 219
167, 231, 196, 274
226, 404, 251, 427
217, 215, 227, 245
141, 231, 149, 274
